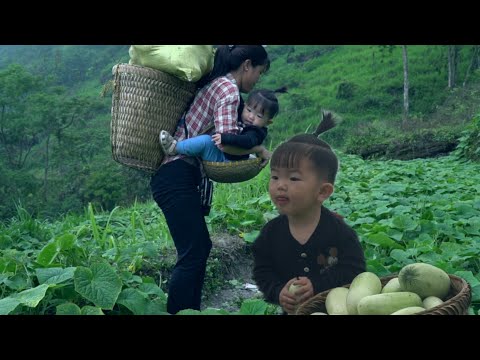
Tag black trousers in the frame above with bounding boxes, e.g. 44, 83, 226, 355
151, 159, 212, 314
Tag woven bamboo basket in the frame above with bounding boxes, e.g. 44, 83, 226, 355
202, 157, 263, 183
111, 64, 197, 172
295, 274, 471, 315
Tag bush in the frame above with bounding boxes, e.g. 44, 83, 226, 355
344, 121, 461, 160
455, 113, 480, 161
343, 120, 393, 156
336, 81, 356, 99
80, 162, 150, 212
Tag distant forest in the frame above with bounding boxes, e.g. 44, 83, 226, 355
1, 45, 479, 220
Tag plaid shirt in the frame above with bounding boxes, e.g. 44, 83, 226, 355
162, 73, 242, 165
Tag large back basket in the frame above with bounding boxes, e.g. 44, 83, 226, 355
111, 64, 197, 172
295, 274, 471, 315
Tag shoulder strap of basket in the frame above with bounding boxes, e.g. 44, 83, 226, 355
199, 124, 215, 136
183, 122, 214, 140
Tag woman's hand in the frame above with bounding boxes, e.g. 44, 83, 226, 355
212, 133, 222, 146
255, 146, 272, 168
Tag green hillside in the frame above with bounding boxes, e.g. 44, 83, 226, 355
1, 45, 479, 220
262, 45, 480, 152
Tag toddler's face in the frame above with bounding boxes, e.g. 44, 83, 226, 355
241, 105, 271, 127
269, 159, 326, 217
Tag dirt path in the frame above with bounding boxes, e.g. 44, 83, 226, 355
200, 234, 263, 312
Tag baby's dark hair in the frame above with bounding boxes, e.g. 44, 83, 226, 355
246, 86, 288, 119
198, 45, 270, 88
271, 111, 339, 183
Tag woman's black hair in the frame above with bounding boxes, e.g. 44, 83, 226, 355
197, 45, 270, 88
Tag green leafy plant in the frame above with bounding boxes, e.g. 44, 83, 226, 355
455, 113, 480, 161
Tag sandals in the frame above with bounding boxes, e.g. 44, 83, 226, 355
159, 130, 178, 155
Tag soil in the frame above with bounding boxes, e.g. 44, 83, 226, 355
200, 233, 263, 312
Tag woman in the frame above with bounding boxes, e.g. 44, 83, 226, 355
150, 45, 271, 314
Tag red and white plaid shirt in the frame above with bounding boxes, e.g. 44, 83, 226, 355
162, 73, 241, 165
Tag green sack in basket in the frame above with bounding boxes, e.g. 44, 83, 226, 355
129, 45, 215, 83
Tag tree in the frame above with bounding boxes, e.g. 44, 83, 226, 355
0, 64, 43, 170
402, 45, 409, 125
463, 45, 480, 87
29, 88, 102, 202
0, 63, 106, 215
447, 45, 459, 89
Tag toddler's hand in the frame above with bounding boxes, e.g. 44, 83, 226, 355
294, 277, 314, 304
279, 279, 300, 314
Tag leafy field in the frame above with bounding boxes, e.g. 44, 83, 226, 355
1, 153, 479, 314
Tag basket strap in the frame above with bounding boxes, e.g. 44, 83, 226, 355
183, 120, 215, 139
199, 124, 215, 135
113, 65, 121, 104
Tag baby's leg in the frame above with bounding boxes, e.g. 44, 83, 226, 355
176, 135, 226, 162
